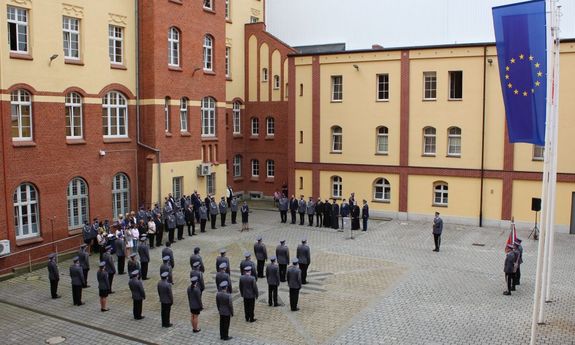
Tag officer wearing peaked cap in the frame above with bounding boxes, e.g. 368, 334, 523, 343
160, 255, 173, 284
190, 261, 205, 292
254, 236, 268, 279
216, 249, 231, 275
78, 244, 90, 288
239, 266, 258, 323
47, 253, 61, 299
240, 251, 257, 280
188, 275, 203, 333
276, 240, 290, 282
158, 271, 174, 327
266, 256, 281, 307
102, 245, 116, 293
127, 252, 141, 279
70, 256, 85, 306
216, 262, 232, 294
216, 280, 234, 341
189, 247, 205, 273
128, 270, 146, 320
161, 241, 175, 268
296, 238, 311, 284
287, 258, 302, 311
138, 235, 150, 280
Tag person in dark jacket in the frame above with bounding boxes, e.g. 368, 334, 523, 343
504, 244, 517, 295
216, 262, 232, 294
297, 196, 306, 225
323, 199, 332, 228
230, 196, 239, 224
332, 200, 340, 230
209, 197, 219, 229
306, 197, 315, 226
78, 244, 90, 288
266, 256, 281, 306
216, 249, 231, 275
138, 235, 151, 279
162, 241, 175, 268
287, 258, 302, 311
97, 262, 110, 312
219, 197, 228, 227
296, 239, 311, 284
47, 253, 60, 299
278, 194, 288, 223
190, 247, 205, 273
432, 211, 443, 252
127, 253, 141, 277
315, 198, 323, 227
153, 213, 164, 248
175, 208, 186, 240
167, 212, 176, 243
216, 281, 234, 341
362, 199, 370, 231
185, 204, 196, 236
157, 271, 174, 327
289, 195, 298, 224
241, 202, 250, 231
115, 233, 126, 275
276, 240, 290, 282
340, 199, 350, 229
239, 266, 259, 322
190, 261, 205, 292
351, 201, 360, 230
160, 256, 173, 285
513, 239, 524, 289
102, 245, 116, 293
128, 270, 146, 319
254, 236, 268, 278
187, 276, 203, 333
199, 202, 208, 233
70, 256, 85, 306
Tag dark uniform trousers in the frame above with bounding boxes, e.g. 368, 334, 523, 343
433, 234, 441, 251
168, 228, 175, 243
280, 211, 287, 223
50, 279, 59, 298
155, 226, 164, 247
299, 264, 309, 284
513, 266, 521, 286
72, 285, 83, 305
290, 210, 296, 224
268, 285, 278, 306
316, 214, 323, 227
231, 211, 237, 224
133, 299, 143, 319
161, 303, 172, 327
289, 288, 300, 311
200, 219, 207, 232
108, 273, 115, 292
82, 269, 89, 287
141, 262, 149, 280
186, 221, 195, 236
117, 257, 125, 275
257, 260, 265, 278
244, 298, 255, 321
220, 213, 227, 226
308, 214, 314, 226
279, 264, 287, 282
211, 216, 217, 229
299, 212, 305, 225
505, 273, 514, 293
220, 315, 231, 340
148, 234, 155, 248
177, 225, 184, 240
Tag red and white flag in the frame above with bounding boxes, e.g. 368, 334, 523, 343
506, 222, 517, 250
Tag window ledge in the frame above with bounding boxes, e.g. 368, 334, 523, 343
372, 199, 391, 204
12, 140, 36, 147
331, 100, 343, 103
265, 135, 275, 140
203, 70, 215, 75
10, 52, 33, 60
330, 151, 342, 154
250, 177, 260, 182
233, 177, 243, 182
261, 79, 268, 83
180, 131, 191, 137
376, 99, 390, 102
265, 177, 275, 183
422, 98, 437, 102
103, 137, 131, 143
65, 59, 84, 66
110, 63, 127, 70
226, 19, 232, 24
169, 0, 183, 4
165, 132, 173, 137
226, 77, 233, 81
249, 135, 259, 140
68, 228, 82, 236
233, 134, 243, 138
331, 197, 342, 201
422, 154, 436, 157
66, 138, 86, 145
16, 236, 43, 247
432, 204, 448, 208
532, 158, 544, 162
203, 8, 216, 14
273, 87, 280, 90
375, 152, 388, 156
168, 66, 183, 72
448, 98, 463, 101
446, 154, 461, 158
201, 136, 218, 142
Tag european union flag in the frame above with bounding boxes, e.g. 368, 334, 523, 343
492, 0, 547, 146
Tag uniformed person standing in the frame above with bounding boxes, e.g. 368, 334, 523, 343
239, 266, 258, 322
162, 241, 175, 268
323, 199, 332, 228
216, 249, 231, 275
102, 245, 116, 293
340, 199, 349, 229
190, 247, 205, 273
216, 281, 234, 341
47, 253, 60, 299
240, 252, 256, 280
190, 261, 205, 292
167, 212, 177, 243
138, 235, 150, 280
306, 197, 315, 226
70, 256, 84, 306
296, 239, 311, 284
115, 233, 126, 275
503, 244, 516, 295
276, 240, 290, 282
315, 198, 323, 227
97, 261, 110, 312
78, 244, 90, 288
199, 202, 208, 233
289, 195, 298, 224
278, 194, 288, 223
230, 196, 239, 224
287, 258, 302, 311
187, 276, 203, 333
175, 207, 186, 240
351, 201, 360, 230
209, 197, 219, 229
128, 270, 146, 320
266, 256, 281, 306
432, 211, 443, 252
254, 237, 268, 278
157, 271, 174, 327
362, 200, 370, 231
216, 262, 232, 293
332, 200, 340, 230
185, 204, 195, 236
160, 256, 174, 284
297, 196, 306, 225
219, 197, 228, 227
127, 253, 140, 277
513, 239, 523, 289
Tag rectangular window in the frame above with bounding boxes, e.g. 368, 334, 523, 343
172, 177, 183, 200
233, 156, 241, 177
232, 103, 241, 134
225, 0, 230, 19
299, 130, 303, 144
251, 160, 259, 177
63, 17, 80, 60
206, 173, 215, 195
225, 46, 231, 78
423, 72, 437, 100
250, 16, 259, 23
533, 145, 544, 161
7, 6, 28, 53
449, 71, 463, 100
376, 74, 389, 101
266, 160, 275, 178
331, 76, 343, 101
180, 98, 188, 132
108, 25, 124, 64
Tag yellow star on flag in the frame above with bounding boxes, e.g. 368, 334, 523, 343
508, 83, 513, 88
510, 58, 516, 63
505, 74, 510, 80
535, 62, 540, 68
529, 55, 534, 61
535, 81, 541, 86
505, 66, 510, 71
514, 89, 519, 95
519, 54, 524, 60
523, 91, 528, 96
537, 71, 543, 77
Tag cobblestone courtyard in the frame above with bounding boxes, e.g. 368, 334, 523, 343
0, 209, 574, 345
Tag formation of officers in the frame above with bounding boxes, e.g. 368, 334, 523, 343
48, 229, 311, 342
276, 192, 370, 231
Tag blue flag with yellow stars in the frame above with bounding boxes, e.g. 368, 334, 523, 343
492, 0, 547, 146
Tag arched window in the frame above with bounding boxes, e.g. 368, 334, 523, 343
251, 117, 259, 136
273, 75, 280, 89
266, 117, 275, 136
10, 89, 32, 140
423, 126, 436, 155
376, 126, 388, 154
262, 68, 268, 82
331, 176, 342, 198
13, 183, 39, 239
67, 177, 89, 229
232, 101, 241, 134
168, 27, 180, 67
266, 160, 275, 178
164, 97, 171, 133
201, 97, 216, 136
447, 126, 462, 156
251, 159, 260, 177
112, 173, 130, 220
331, 126, 342, 152
233, 155, 242, 177
203, 35, 213, 71
373, 178, 391, 202
180, 97, 188, 132
102, 91, 128, 138
65, 92, 83, 139
434, 182, 448, 206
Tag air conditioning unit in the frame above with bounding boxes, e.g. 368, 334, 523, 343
197, 163, 212, 177
0, 240, 10, 256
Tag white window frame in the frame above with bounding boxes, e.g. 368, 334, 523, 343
180, 97, 188, 132
203, 0, 213, 10
266, 160, 275, 178
251, 159, 260, 177
168, 27, 180, 67
63, 16, 80, 60
65, 92, 83, 139
423, 127, 436, 155
225, 46, 231, 78
376, 126, 388, 154
449, 70, 463, 100
232, 102, 241, 134
331, 76, 343, 101
102, 91, 128, 138
376, 74, 389, 101
273, 75, 280, 89
251, 117, 259, 136
201, 97, 216, 137
14, 183, 40, 239
331, 176, 342, 198
434, 183, 448, 206
233, 155, 242, 177
262, 68, 268, 82
373, 178, 391, 202
203, 35, 213, 71
112, 173, 130, 220
164, 97, 171, 133
172, 176, 183, 200
266, 117, 275, 136
423, 72, 437, 100
7, 6, 28, 53
67, 177, 89, 230
10, 89, 32, 141
225, 0, 230, 19
108, 25, 124, 65
206, 173, 215, 195
331, 126, 342, 152
447, 127, 462, 157
250, 16, 259, 23
533, 145, 545, 161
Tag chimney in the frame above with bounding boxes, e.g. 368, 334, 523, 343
372, 44, 384, 50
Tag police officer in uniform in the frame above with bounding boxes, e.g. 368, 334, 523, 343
199, 202, 208, 232
78, 244, 90, 288
513, 239, 523, 289
219, 197, 228, 227
187, 276, 203, 333
97, 261, 110, 312
240, 252, 257, 280
128, 270, 146, 319
289, 195, 298, 224
230, 196, 239, 224
332, 200, 340, 230
297, 196, 306, 225
47, 253, 60, 299
190, 261, 205, 292
127, 253, 140, 277
167, 212, 177, 243
216, 281, 234, 341
184, 204, 195, 236
266, 256, 281, 306
216, 262, 232, 293
70, 256, 85, 306
175, 207, 186, 240
209, 197, 219, 229
296, 238, 311, 284
315, 198, 323, 227
157, 271, 174, 327
138, 236, 150, 280
276, 240, 290, 282
239, 266, 258, 322
160, 255, 173, 285
190, 247, 205, 273
115, 233, 126, 274
162, 241, 175, 268
278, 194, 288, 223
102, 245, 116, 293
503, 244, 516, 295
287, 258, 302, 311
306, 197, 315, 226
216, 249, 231, 275
254, 236, 268, 278
362, 199, 370, 231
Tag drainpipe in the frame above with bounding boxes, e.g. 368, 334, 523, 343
479, 45, 487, 227
135, 0, 162, 207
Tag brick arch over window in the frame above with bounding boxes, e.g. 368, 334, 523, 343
98, 83, 135, 99
62, 86, 90, 97
7, 83, 37, 95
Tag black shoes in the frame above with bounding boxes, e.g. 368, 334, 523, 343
52, 295, 61, 299
503, 291, 511, 295
135, 316, 145, 320
222, 337, 233, 341
162, 323, 173, 328
193, 329, 201, 333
